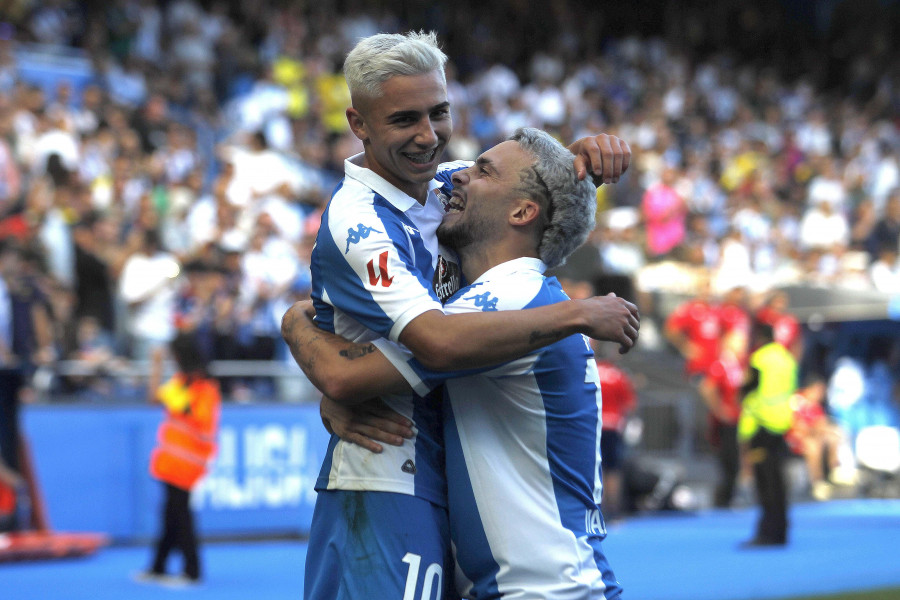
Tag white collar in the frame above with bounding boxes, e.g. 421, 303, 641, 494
344, 152, 444, 212
470, 257, 547, 286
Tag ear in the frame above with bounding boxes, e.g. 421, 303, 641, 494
346, 107, 368, 142
509, 199, 542, 227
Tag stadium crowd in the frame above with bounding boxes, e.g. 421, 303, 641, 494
0, 0, 897, 409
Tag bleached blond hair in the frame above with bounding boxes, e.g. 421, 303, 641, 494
343, 31, 448, 100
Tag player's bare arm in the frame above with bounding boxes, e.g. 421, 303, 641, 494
399, 292, 640, 371
281, 301, 411, 403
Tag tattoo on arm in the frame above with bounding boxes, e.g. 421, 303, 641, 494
339, 344, 377, 360
528, 329, 564, 345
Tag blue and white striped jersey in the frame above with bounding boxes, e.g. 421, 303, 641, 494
310, 153, 467, 507
375, 257, 623, 599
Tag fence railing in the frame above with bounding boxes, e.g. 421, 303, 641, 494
38, 358, 700, 456
32, 360, 321, 404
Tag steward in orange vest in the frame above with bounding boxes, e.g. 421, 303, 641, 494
150, 372, 220, 490
139, 333, 221, 585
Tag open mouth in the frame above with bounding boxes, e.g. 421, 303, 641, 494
402, 148, 438, 165
445, 190, 465, 213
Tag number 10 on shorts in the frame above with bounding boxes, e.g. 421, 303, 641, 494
402, 552, 443, 600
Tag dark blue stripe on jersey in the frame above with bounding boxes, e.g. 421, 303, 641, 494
411, 387, 447, 504
371, 197, 439, 305
311, 190, 438, 340
310, 181, 343, 334
315, 433, 341, 490
526, 279, 603, 535
443, 395, 503, 599
591, 539, 623, 598
528, 278, 621, 595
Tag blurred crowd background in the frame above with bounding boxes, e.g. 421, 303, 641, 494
0, 0, 899, 504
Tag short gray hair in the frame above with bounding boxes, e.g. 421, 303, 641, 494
509, 127, 597, 269
343, 31, 448, 100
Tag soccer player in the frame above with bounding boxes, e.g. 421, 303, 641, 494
299, 31, 636, 600
285, 127, 625, 598
754, 289, 803, 359
664, 271, 721, 381
698, 330, 746, 508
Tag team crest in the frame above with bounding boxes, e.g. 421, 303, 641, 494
436, 190, 452, 213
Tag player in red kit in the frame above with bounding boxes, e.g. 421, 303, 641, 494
717, 285, 751, 362
755, 290, 803, 359
595, 348, 637, 521
665, 273, 721, 379
699, 331, 747, 508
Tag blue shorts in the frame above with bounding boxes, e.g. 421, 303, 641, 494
304, 490, 457, 600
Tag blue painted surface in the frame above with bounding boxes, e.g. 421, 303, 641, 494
3, 500, 900, 600
21, 403, 330, 542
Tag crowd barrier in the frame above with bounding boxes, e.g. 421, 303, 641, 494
21, 401, 331, 544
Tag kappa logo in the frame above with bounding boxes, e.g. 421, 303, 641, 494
366, 251, 394, 287
345, 223, 383, 253
403, 224, 420, 237
401, 459, 417, 475
465, 291, 499, 312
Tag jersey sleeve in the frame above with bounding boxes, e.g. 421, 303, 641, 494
370, 338, 438, 397
313, 194, 443, 342
434, 160, 471, 188
371, 275, 545, 394
370, 285, 495, 396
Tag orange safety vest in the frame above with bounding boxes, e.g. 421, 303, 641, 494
149, 375, 221, 491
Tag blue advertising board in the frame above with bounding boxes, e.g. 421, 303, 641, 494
21, 402, 331, 543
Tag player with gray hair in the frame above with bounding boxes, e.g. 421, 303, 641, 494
287, 128, 626, 599
509, 127, 598, 269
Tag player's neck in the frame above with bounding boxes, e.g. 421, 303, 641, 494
360, 152, 429, 204
458, 241, 539, 283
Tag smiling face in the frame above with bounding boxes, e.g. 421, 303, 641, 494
437, 140, 539, 253
347, 70, 451, 202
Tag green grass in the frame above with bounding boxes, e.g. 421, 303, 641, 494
784, 589, 900, 600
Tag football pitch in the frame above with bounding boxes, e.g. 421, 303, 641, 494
3, 499, 899, 600
787, 590, 900, 600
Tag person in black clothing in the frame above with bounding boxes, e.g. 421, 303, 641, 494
72, 211, 117, 333
866, 192, 900, 262
0, 241, 54, 531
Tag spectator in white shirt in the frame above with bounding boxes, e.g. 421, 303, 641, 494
799, 199, 850, 251
869, 245, 900, 294
118, 230, 180, 360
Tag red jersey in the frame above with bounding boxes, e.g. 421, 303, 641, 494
666, 299, 721, 375
718, 302, 751, 340
704, 354, 745, 424
596, 361, 636, 432
756, 306, 801, 350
